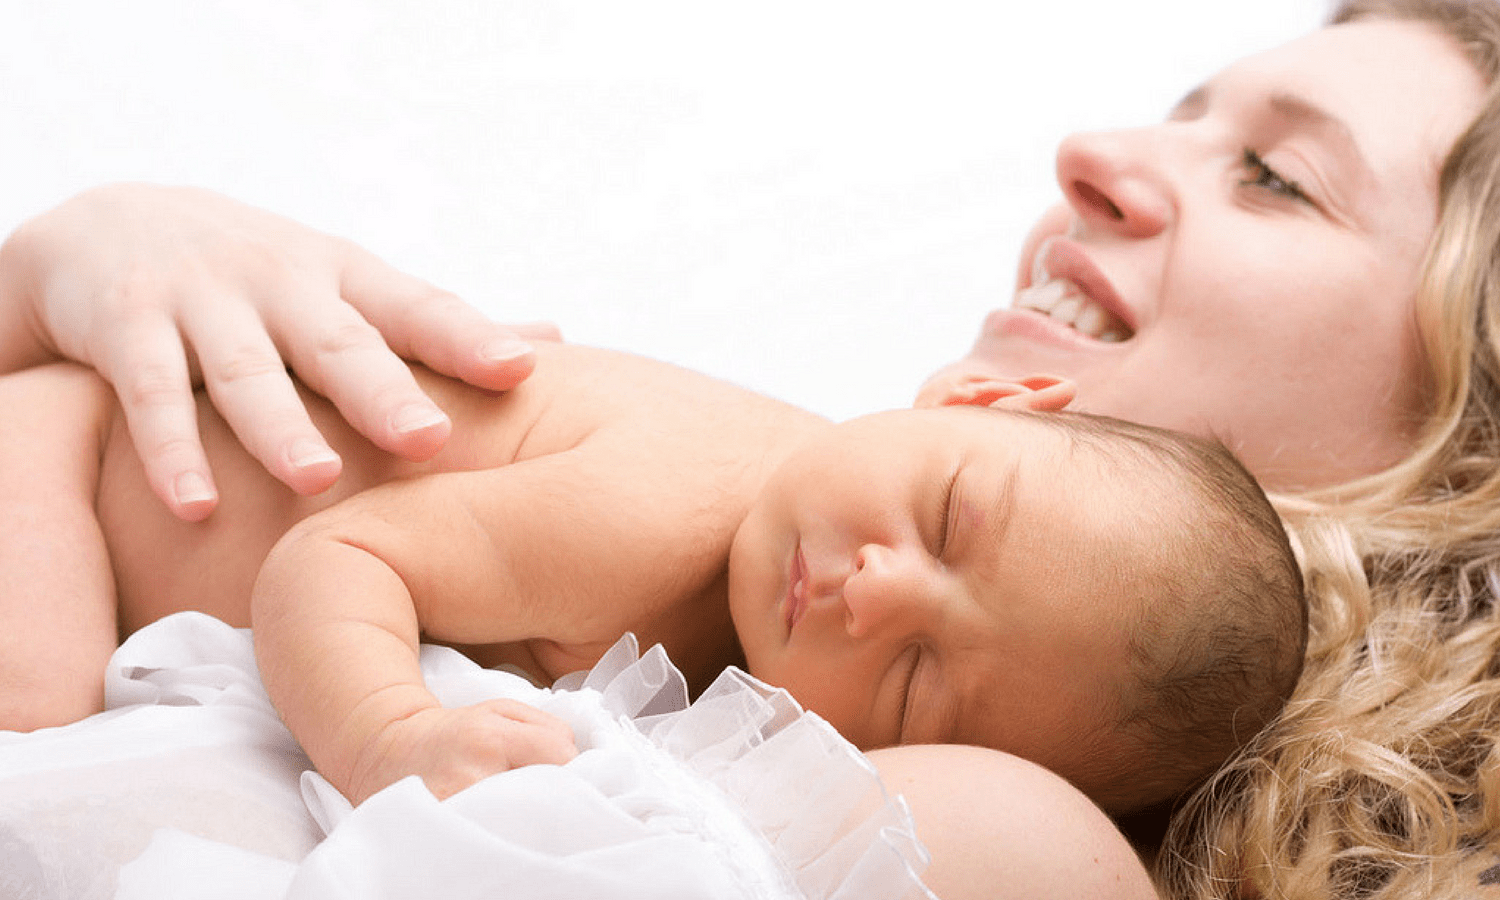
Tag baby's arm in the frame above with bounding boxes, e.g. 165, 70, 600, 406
253, 447, 688, 804
255, 528, 576, 804
0, 184, 557, 521
255, 468, 574, 803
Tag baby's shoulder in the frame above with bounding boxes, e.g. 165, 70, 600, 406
474, 343, 826, 459
400, 345, 824, 508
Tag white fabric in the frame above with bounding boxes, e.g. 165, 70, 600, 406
0, 613, 934, 900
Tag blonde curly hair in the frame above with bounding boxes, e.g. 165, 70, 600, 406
1157, 1, 1500, 897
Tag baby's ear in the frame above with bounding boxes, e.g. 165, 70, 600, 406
916, 373, 1075, 412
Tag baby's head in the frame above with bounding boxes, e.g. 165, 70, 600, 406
1020, 409, 1309, 815
728, 375, 1306, 816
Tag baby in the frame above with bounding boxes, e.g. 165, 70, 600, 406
0, 341, 1305, 816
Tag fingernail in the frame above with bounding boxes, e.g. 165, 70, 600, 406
174, 471, 216, 507
289, 438, 340, 470
391, 404, 450, 435
478, 338, 534, 363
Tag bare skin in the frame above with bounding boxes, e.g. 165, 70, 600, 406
7, 332, 1218, 826
0, 344, 811, 734
867, 745, 1160, 900
0, 184, 557, 521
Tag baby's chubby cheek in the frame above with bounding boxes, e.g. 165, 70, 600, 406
777, 674, 882, 750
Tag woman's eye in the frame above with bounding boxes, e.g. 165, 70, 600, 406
1240, 148, 1311, 204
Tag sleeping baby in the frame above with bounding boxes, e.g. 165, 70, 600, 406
0, 341, 1305, 816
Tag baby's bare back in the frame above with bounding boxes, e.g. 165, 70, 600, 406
96, 370, 510, 634
95, 344, 824, 664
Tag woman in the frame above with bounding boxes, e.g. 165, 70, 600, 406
4, 1, 1500, 897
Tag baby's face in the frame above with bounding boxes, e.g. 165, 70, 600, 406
729, 407, 1165, 781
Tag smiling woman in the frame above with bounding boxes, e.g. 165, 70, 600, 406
930, 16, 1481, 491
1153, 3, 1500, 899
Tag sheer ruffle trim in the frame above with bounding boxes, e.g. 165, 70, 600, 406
96, 618, 935, 900
554, 635, 937, 900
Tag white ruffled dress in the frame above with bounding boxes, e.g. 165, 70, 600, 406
0, 613, 935, 900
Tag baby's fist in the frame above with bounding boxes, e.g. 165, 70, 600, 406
350, 699, 577, 804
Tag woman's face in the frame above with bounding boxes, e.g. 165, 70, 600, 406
927, 19, 1485, 490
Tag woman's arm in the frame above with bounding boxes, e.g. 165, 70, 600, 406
0, 183, 557, 521
866, 745, 1160, 900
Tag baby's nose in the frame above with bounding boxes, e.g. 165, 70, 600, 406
842, 544, 930, 638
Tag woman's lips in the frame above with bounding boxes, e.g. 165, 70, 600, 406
978, 305, 1126, 354
784, 547, 808, 632
1011, 235, 1136, 342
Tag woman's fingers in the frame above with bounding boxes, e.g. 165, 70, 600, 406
8, 184, 558, 520
337, 243, 541, 392
508, 320, 564, 343
118, 246, 543, 502
260, 285, 456, 463
182, 294, 346, 496
96, 312, 219, 521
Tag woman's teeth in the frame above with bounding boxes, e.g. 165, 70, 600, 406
1013, 279, 1131, 343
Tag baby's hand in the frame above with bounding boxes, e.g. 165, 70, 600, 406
347, 700, 578, 804
0, 184, 561, 521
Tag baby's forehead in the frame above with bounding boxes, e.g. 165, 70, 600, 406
956, 422, 1195, 560
886, 405, 1209, 515
984, 411, 1194, 489
998, 424, 1217, 571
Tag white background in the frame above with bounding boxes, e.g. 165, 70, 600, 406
2, 1, 1325, 421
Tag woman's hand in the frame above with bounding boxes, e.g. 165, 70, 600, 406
0, 183, 559, 521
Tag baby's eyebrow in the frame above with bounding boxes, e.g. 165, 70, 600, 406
962, 455, 1019, 566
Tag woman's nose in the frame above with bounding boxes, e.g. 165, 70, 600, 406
842, 543, 933, 639
1054, 128, 1174, 240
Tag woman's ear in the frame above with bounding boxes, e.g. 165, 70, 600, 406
916, 373, 1075, 412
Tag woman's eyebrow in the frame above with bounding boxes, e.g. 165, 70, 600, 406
1265, 90, 1376, 194
1170, 83, 1376, 205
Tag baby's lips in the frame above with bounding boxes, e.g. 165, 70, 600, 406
785, 547, 809, 631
